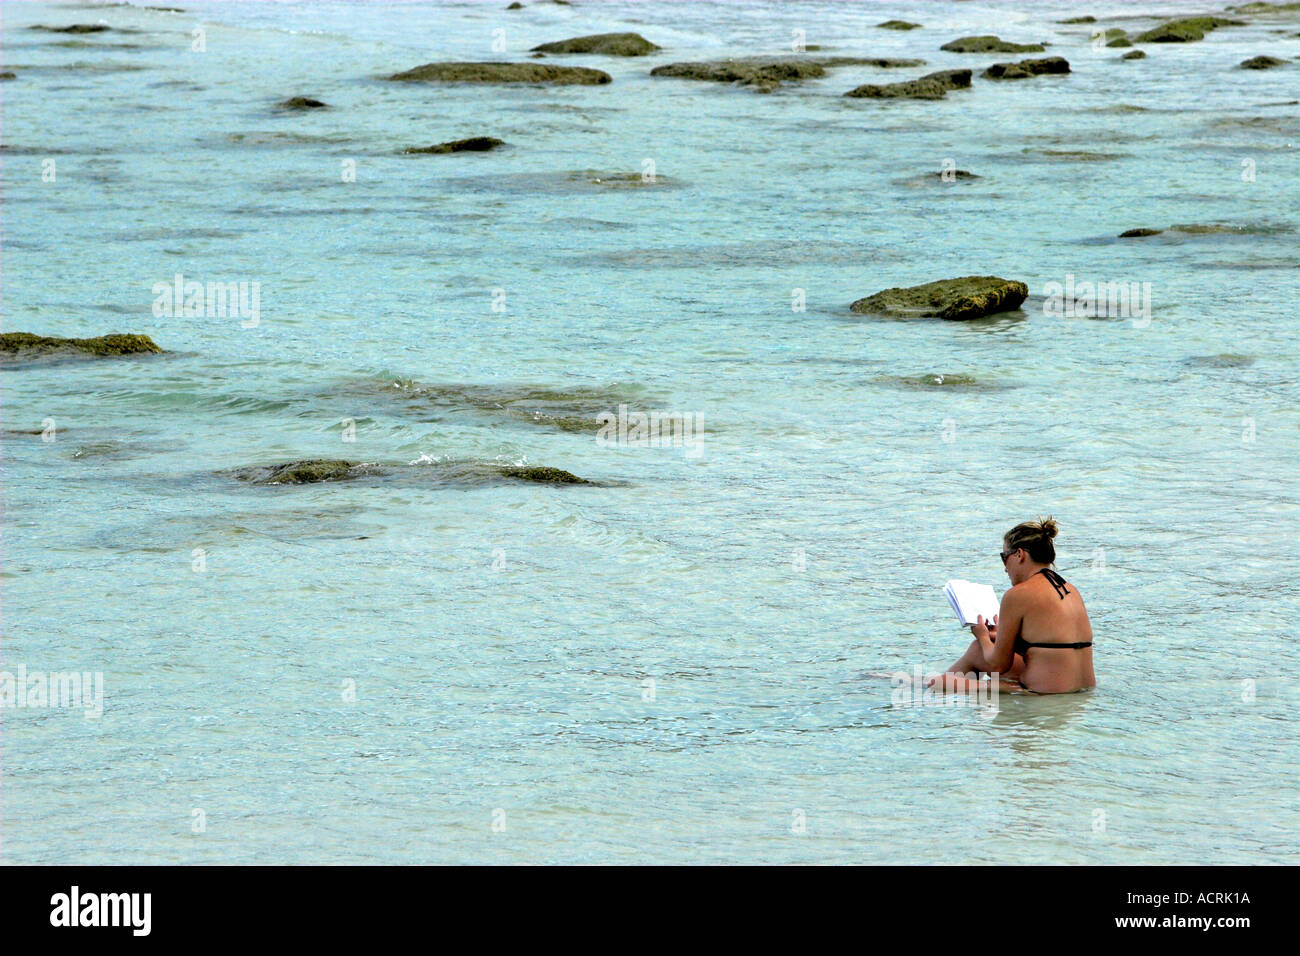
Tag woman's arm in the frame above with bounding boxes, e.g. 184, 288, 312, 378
982, 590, 1022, 675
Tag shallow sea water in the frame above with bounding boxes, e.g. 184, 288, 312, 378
1, 0, 1298, 863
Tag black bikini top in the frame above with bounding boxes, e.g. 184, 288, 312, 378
1013, 569, 1093, 654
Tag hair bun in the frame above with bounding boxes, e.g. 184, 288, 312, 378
1037, 517, 1059, 540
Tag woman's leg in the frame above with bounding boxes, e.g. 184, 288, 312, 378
945, 639, 986, 675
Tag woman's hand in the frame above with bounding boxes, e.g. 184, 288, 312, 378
970, 614, 998, 641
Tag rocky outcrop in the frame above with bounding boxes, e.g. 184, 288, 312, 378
387, 62, 611, 84
279, 96, 327, 109
850, 276, 1028, 320
1136, 17, 1245, 43
650, 56, 922, 91
530, 32, 660, 56
877, 19, 921, 30
235, 460, 375, 484
494, 465, 590, 484
1119, 227, 1163, 237
403, 136, 505, 154
844, 68, 971, 100
1060, 15, 1096, 23
30, 24, 111, 33
1, 332, 163, 363
940, 35, 1045, 53
1122, 50, 1147, 59
231, 459, 592, 486
1240, 55, 1286, 68
982, 56, 1070, 79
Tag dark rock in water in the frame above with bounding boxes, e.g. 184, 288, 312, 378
1240, 55, 1286, 69
507, 1, 523, 7
896, 169, 980, 187
0, 72, 15, 81
31, 23, 111, 33
236, 460, 374, 485
982, 56, 1070, 79
530, 32, 660, 56
844, 68, 971, 100
649, 58, 814, 89
230, 459, 592, 486
494, 465, 590, 484
940, 35, 1046, 53
1226, 1, 1300, 10
650, 56, 922, 90
877, 19, 921, 30
1122, 50, 1147, 59
850, 276, 1028, 320
1060, 15, 1096, 23
279, 96, 327, 109
1136, 17, 1245, 43
1, 332, 163, 362
1119, 227, 1163, 237
387, 62, 611, 85
1107, 36, 1133, 47
403, 136, 506, 154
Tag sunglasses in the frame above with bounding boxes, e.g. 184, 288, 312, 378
1000, 548, 1019, 564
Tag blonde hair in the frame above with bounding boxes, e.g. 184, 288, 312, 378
1004, 517, 1059, 564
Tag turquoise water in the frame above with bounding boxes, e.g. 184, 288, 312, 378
2, 0, 1297, 863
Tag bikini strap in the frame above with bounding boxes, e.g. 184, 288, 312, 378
1038, 567, 1069, 599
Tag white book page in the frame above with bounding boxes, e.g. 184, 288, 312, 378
944, 579, 1000, 626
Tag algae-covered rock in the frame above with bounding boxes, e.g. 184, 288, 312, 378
940, 35, 1046, 53
650, 56, 922, 90
1240, 55, 1286, 68
31, 24, 111, 33
1107, 36, 1133, 47
403, 136, 505, 154
844, 68, 971, 100
0, 72, 15, 81
507, 1, 524, 7
387, 62, 611, 84
896, 169, 980, 185
1060, 15, 1097, 23
530, 32, 660, 56
1226, 1, 1300, 10
982, 56, 1070, 79
850, 276, 1028, 320
279, 96, 327, 109
1136, 17, 1245, 43
877, 19, 922, 30
494, 465, 591, 484
235, 460, 373, 485
1119, 227, 1163, 237
230, 458, 593, 486
1122, 49, 1147, 59
1, 332, 163, 363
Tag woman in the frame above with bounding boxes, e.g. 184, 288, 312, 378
930, 518, 1095, 694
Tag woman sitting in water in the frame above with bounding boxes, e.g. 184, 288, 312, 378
930, 518, 1095, 695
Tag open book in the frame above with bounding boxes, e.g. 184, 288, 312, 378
944, 579, 1000, 627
